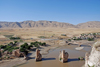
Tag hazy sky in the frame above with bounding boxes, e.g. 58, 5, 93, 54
0, 0, 100, 25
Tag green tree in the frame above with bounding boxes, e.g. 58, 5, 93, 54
20, 48, 26, 52
14, 41, 18, 44
68, 39, 71, 41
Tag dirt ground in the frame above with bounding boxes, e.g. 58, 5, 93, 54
0, 28, 100, 67
0, 28, 100, 45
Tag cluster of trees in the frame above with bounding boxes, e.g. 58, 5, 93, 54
30, 41, 46, 47
0, 41, 19, 53
72, 37, 82, 40
20, 43, 32, 55
8, 41, 18, 46
0, 41, 46, 55
20, 41, 46, 55
0, 45, 19, 53
87, 38, 94, 41
20, 43, 32, 50
10, 37, 20, 40
70, 32, 100, 41
68, 37, 94, 42
81, 33, 98, 36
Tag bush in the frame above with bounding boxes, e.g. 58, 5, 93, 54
76, 38, 82, 40
72, 37, 82, 40
20, 47, 28, 55
3, 45, 15, 52
8, 49, 14, 52
88, 38, 94, 41
8, 42, 16, 46
29, 44, 33, 47
20, 40, 23, 42
0, 45, 6, 49
72, 37, 76, 40
30, 42, 35, 45
93, 33, 96, 36
61, 34, 66, 36
34, 44, 39, 48
81, 33, 85, 36
41, 42, 46, 46
21, 45, 25, 48
23, 43, 28, 46
0, 41, 20, 53
30, 41, 47, 48
14, 41, 18, 44
10, 42, 13, 44
68, 39, 71, 41
14, 47, 19, 49
38, 42, 42, 45
20, 48, 26, 52
10, 37, 20, 40
25, 46, 30, 49
38, 36, 46, 38
20, 43, 31, 50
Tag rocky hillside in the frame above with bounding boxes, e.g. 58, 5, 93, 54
0, 21, 76, 28
0, 21, 100, 28
76, 21, 100, 28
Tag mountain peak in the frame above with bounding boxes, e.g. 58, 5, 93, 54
0, 21, 100, 28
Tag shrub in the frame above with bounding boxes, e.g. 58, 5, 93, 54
38, 36, 46, 38
23, 43, 28, 46
30, 42, 35, 45
20, 48, 26, 52
41, 42, 46, 46
38, 42, 42, 45
14, 41, 18, 44
81, 33, 85, 36
31, 41, 46, 46
29, 44, 33, 47
20, 48, 28, 55
72, 37, 82, 40
10, 42, 13, 44
20, 43, 31, 50
8, 42, 16, 46
61, 34, 66, 36
88, 38, 94, 41
8, 49, 14, 52
60, 58, 62, 60
3, 45, 15, 52
25, 46, 30, 49
93, 33, 96, 36
20, 40, 23, 42
72, 37, 76, 40
68, 39, 71, 41
10, 37, 20, 40
0, 41, 20, 53
76, 38, 82, 40
14, 47, 19, 49
34, 44, 39, 48
21, 45, 25, 48
3, 46, 11, 51
0, 45, 6, 49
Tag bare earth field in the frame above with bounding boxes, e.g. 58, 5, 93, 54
0, 28, 100, 67
0, 28, 100, 40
